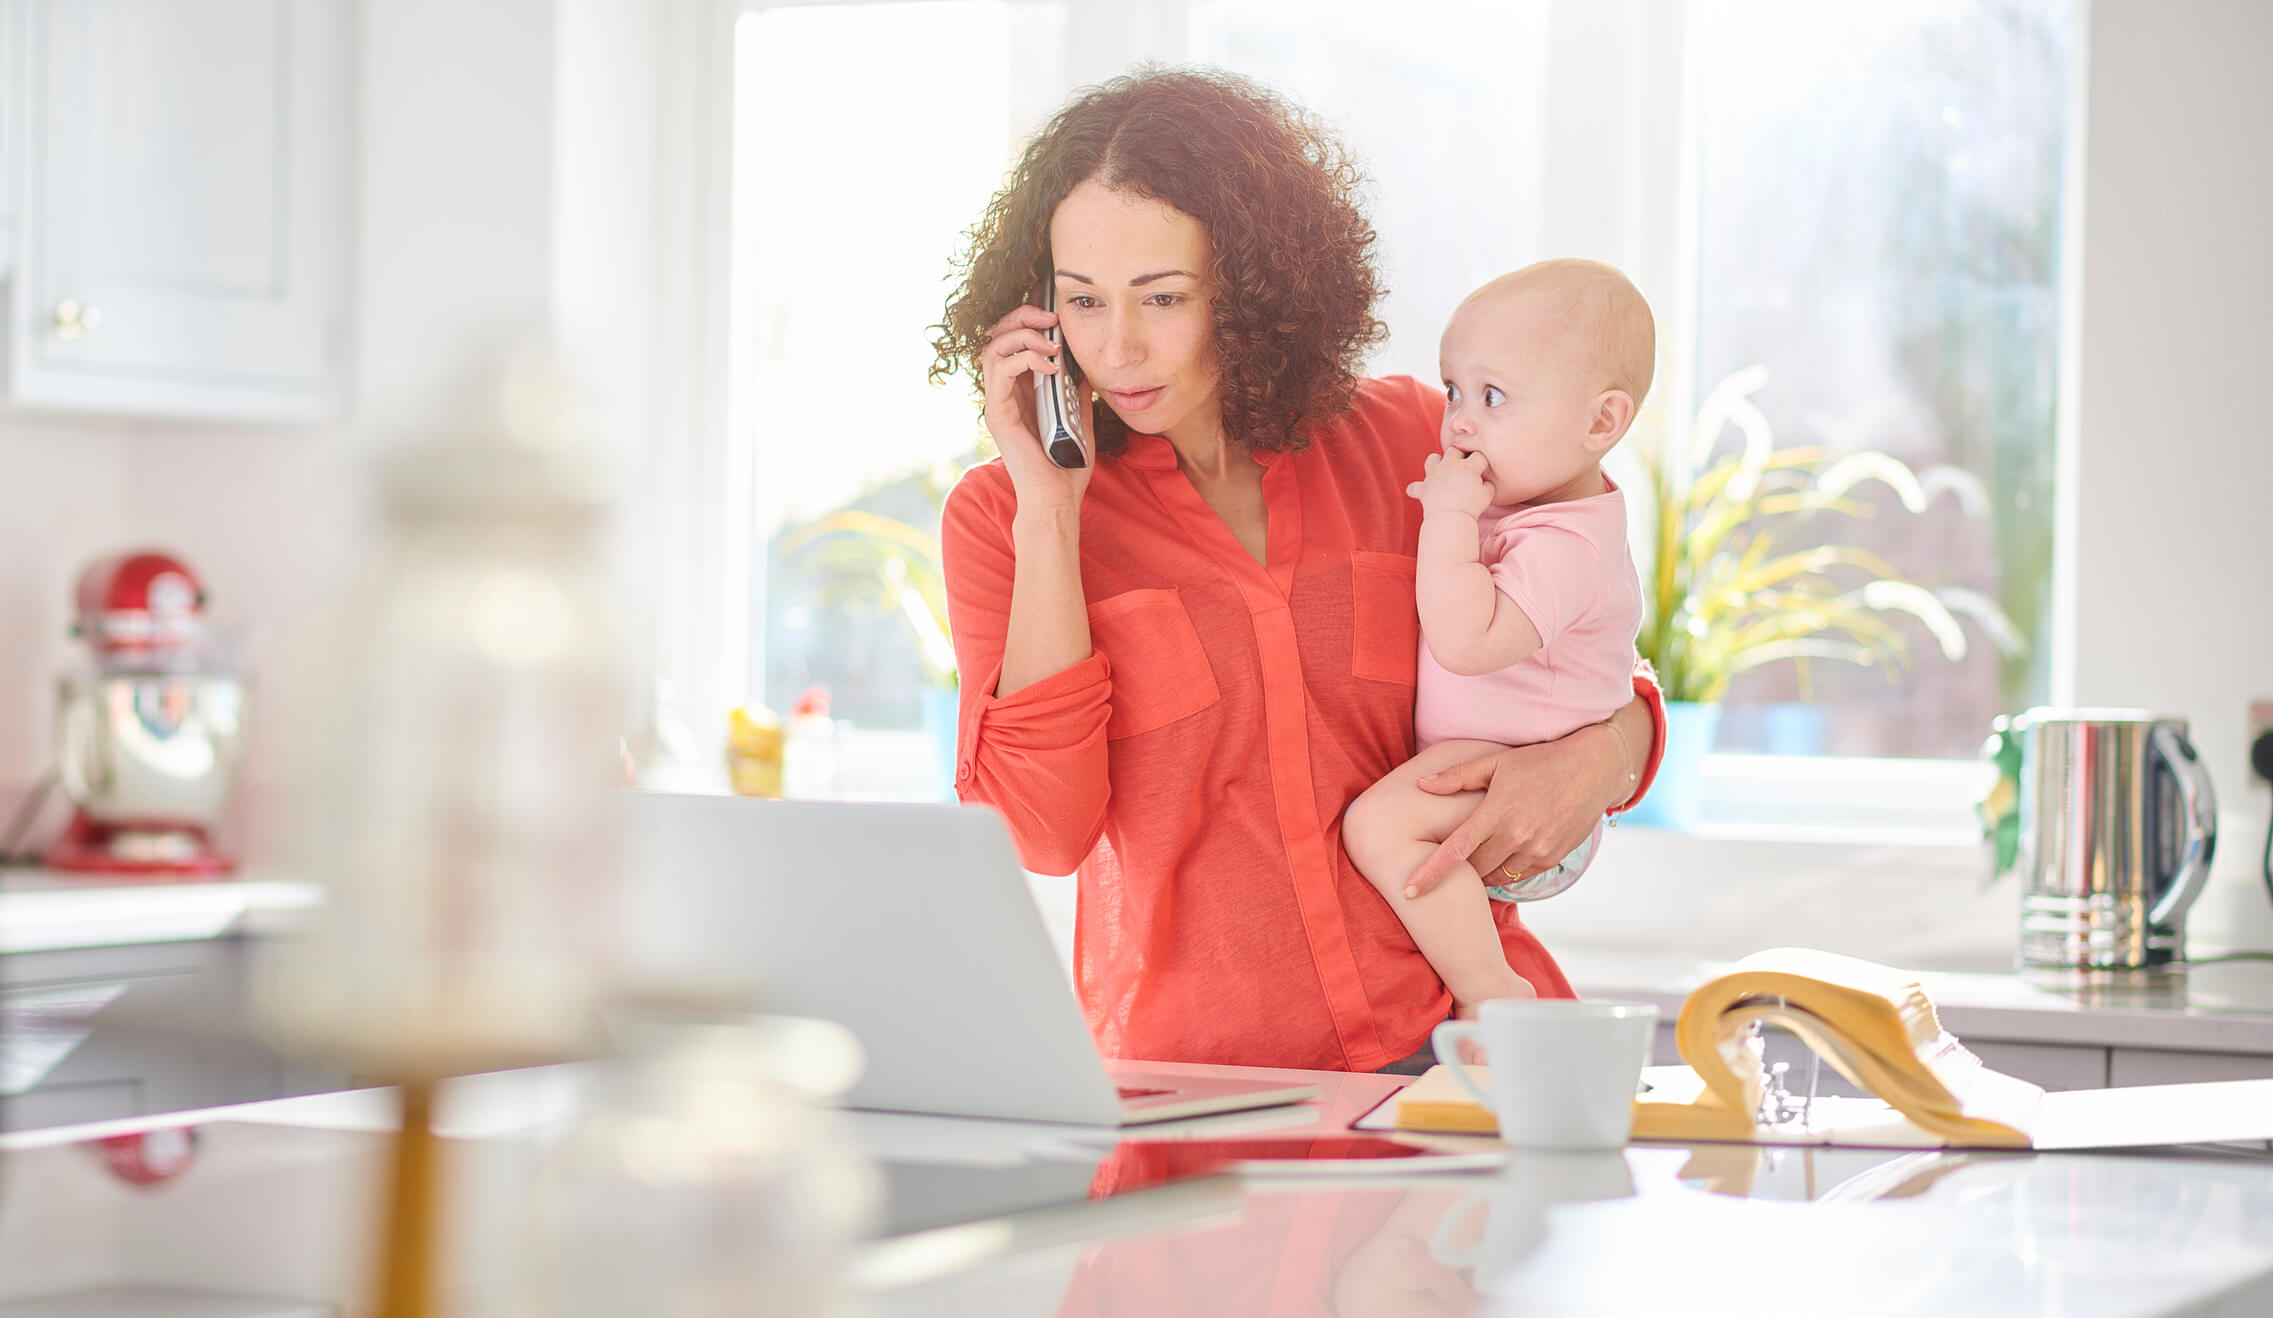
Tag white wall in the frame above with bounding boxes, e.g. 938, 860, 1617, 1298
2064, 0, 2273, 950
0, 0, 664, 864
2067, 0, 2273, 792
0, 423, 129, 814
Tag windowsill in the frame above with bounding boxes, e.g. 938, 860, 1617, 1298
1661, 821, 1984, 848
1680, 751, 1997, 845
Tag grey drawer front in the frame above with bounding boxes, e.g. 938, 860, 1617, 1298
2110, 1048, 2273, 1087
0, 1289, 330, 1317
1969, 1039, 2110, 1091
3, 1079, 142, 1131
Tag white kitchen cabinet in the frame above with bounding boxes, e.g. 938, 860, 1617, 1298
1, 938, 350, 1133
0, 0, 351, 421
0, 0, 17, 280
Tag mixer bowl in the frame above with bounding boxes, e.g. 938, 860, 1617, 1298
56, 672, 248, 827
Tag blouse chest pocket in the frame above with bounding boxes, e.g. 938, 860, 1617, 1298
1087, 588, 1222, 740
1350, 551, 1421, 686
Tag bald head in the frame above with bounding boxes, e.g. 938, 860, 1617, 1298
1458, 259, 1656, 406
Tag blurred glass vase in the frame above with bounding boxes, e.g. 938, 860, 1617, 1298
519, 1015, 879, 1318
258, 351, 626, 1078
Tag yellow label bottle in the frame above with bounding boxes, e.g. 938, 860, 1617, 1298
726, 704, 784, 799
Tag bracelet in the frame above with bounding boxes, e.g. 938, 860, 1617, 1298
1597, 716, 1638, 798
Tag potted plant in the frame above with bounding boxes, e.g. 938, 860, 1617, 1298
1620, 366, 2023, 830
772, 473, 964, 799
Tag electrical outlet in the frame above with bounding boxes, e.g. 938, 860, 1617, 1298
2251, 699, 2273, 787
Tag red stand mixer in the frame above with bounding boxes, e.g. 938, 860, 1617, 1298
43, 551, 248, 876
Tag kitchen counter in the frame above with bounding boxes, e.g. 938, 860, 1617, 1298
6, 1061, 2273, 1316
12, 863, 2273, 1050
1, 874, 340, 1133
1561, 948, 2273, 1057
15, 877, 2266, 1056
0, 873, 321, 955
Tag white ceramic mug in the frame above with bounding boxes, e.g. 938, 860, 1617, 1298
1431, 999, 1658, 1149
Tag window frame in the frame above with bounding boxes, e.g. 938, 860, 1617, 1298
1633, 0, 2082, 832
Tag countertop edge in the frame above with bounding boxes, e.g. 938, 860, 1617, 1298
1565, 953, 2273, 1058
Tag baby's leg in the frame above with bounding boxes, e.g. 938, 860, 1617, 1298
1344, 739, 1538, 1014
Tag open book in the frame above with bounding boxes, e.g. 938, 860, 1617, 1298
1369, 948, 2273, 1151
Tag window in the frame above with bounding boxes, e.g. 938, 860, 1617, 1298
709, 0, 2076, 810
1691, 0, 2074, 760
1186, 0, 2074, 768
729, 1, 1070, 799
1186, 0, 1551, 379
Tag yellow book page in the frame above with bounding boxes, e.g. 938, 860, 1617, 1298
1718, 1004, 2035, 1147
1384, 1064, 1941, 1147
1388, 1065, 1756, 1141
1382, 951, 2042, 1148
1678, 950, 1951, 1114
1388, 1063, 1504, 1135
1678, 949, 2042, 1143
1379, 1063, 2019, 1150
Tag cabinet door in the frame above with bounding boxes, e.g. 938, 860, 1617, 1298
14, 0, 349, 419
0, 0, 18, 280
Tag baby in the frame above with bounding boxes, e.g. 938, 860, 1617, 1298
1344, 258, 1651, 1017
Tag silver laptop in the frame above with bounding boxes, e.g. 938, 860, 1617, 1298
618, 792, 1318, 1126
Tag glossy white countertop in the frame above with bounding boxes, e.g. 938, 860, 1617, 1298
872, 1142, 2273, 1318
0, 872, 320, 954
6, 1059, 2273, 1317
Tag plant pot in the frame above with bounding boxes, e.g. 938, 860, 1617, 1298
1623, 700, 1720, 832
1760, 701, 1828, 755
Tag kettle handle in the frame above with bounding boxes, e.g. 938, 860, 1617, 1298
2146, 724, 2218, 928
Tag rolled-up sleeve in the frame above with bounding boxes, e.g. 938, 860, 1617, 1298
940, 467, 1112, 874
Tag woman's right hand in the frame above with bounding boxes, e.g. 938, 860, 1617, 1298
981, 302, 1094, 514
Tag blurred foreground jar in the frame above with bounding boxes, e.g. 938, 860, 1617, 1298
520, 1015, 879, 1317
258, 353, 625, 1076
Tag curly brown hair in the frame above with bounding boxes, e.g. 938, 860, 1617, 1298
929, 67, 1388, 457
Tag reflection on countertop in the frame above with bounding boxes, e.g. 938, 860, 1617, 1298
872, 1143, 2273, 1318
7, 1063, 2273, 1317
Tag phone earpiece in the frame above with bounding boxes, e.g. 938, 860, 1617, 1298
1035, 278, 1092, 470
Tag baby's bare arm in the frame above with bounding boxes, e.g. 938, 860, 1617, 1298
1416, 511, 1543, 675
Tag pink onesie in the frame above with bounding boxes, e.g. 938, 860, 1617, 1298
1414, 477, 1644, 754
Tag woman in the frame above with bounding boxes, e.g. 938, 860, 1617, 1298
931, 69, 1665, 1073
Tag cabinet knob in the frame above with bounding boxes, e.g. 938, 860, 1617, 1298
54, 299, 102, 339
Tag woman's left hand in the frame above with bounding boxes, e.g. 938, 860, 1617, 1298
1402, 734, 1620, 898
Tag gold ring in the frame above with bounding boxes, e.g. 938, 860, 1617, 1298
1499, 862, 1525, 882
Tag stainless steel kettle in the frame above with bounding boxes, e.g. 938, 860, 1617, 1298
2012, 708, 2216, 972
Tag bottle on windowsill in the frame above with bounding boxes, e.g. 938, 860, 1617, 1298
783, 685, 839, 800
725, 703, 784, 799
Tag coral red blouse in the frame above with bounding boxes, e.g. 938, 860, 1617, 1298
942, 375, 1666, 1072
